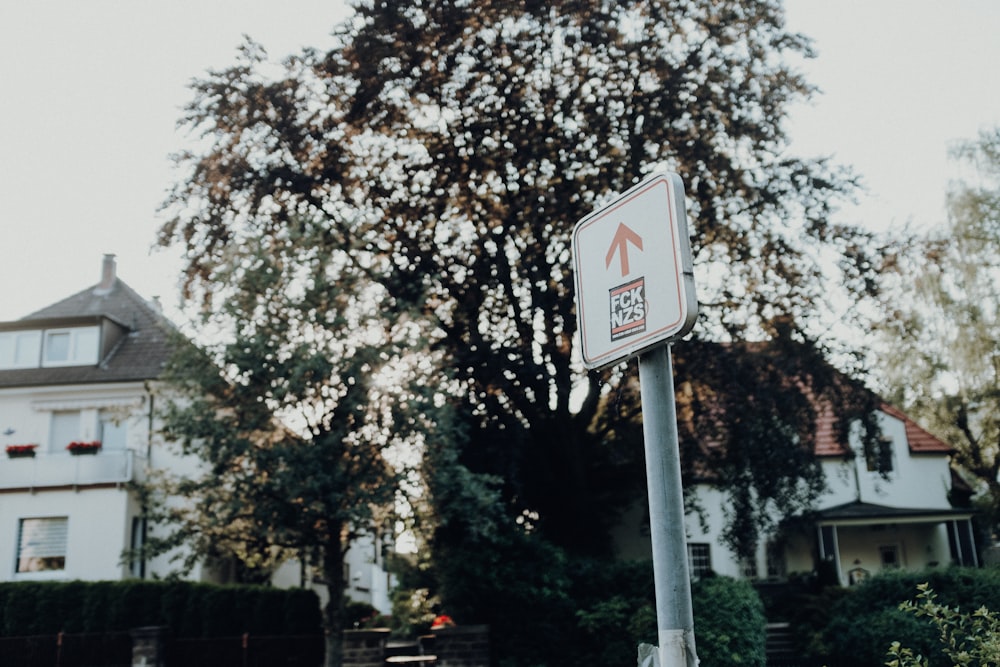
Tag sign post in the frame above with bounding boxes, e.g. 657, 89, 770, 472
572, 173, 699, 667
638, 344, 698, 667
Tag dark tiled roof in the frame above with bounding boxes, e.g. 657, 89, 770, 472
0, 277, 174, 388
816, 500, 973, 522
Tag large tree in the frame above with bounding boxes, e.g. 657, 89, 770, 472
879, 126, 1000, 532
142, 238, 436, 666
159, 0, 881, 561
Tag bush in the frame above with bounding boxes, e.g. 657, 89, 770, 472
0, 580, 321, 638
887, 583, 1000, 667
692, 576, 766, 667
823, 568, 1000, 666
571, 565, 765, 667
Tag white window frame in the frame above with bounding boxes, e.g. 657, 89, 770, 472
0, 330, 42, 369
16, 516, 69, 577
99, 409, 129, 450
687, 542, 712, 580
49, 410, 82, 453
41, 327, 99, 367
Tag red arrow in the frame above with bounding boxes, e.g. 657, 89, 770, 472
604, 222, 643, 277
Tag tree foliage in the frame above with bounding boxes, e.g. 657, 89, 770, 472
160, 9, 892, 640
158, 0, 883, 573
879, 126, 1000, 532
142, 239, 436, 666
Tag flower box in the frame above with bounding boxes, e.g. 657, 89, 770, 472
67, 441, 102, 455
5, 444, 38, 458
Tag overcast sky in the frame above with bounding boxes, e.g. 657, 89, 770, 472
1, 1, 997, 324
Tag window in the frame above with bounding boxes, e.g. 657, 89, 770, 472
17, 517, 68, 573
687, 543, 712, 580
0, 330, 41, 369
42, 327, 99, 367
45, 332, 71, 362
130, 516, 147, 579
49, 411, 81, 452
863, 436, 894, 472
99, 411, 128, 450
740, 555, 758, 579
879, 544, 901, 570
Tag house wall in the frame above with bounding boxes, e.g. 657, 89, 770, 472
612, 410, 959, 585
0, 381, 211, 584
0, 486, 132, 581
611, 486, 744, 578
0, 383, 154, 456
819, 411, 952, 509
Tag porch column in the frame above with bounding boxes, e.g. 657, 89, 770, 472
947, 519, 979, 567
817, 524, 844, 586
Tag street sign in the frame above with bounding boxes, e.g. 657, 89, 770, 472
572, 172, 697, 370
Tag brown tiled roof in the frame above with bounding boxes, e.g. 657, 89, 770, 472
880, 403, 954, 454
0, 275, 174, 388
813, 402, 847, 457
814, 399, 953, 457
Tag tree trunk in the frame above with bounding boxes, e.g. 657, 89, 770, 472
322, 539, 347, 667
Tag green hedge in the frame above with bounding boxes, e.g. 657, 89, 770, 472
821, 568, 1000, 666
692, 576, 766, 667
0, 580, 321, 638
570, 562, 766, 667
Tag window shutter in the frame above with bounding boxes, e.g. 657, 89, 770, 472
17, 517, 68, 572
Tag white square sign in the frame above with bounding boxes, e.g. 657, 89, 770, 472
572, 172, 697, 369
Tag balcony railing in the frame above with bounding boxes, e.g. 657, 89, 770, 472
0, 449, 145, 490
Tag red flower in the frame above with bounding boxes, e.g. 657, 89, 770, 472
5, 444, 38, 456
66, 441, 102, 452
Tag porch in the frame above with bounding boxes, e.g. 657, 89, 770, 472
814, 501, 977, 586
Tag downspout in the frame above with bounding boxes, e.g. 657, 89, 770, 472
139, 380, 155, 580
144, 380, 155, 462
852, 454, 862, 503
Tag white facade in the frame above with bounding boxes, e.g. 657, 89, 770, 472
613, 402, 976, 587
0, 384, 210, 582
0, 256, 396, 614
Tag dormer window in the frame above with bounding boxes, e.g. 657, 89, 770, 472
42, 327, 99, 367
0, 330, 42, 368
0, 326, 100, 369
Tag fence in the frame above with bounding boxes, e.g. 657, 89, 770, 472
0, 626, 490, 667
0, 632, 131, 667
0, 630, 323, 667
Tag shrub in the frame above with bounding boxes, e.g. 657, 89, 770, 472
887, 583, 1000, 667
344, 598, 380, 629
570, 562, 765, 667
823, 568, 1000, 666
692, 576, 767, 667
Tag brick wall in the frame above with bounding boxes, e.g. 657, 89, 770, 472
430, 625, 490, 667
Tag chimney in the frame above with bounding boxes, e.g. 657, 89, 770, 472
95, 254, 117, 295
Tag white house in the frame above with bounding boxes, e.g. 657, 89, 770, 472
612, 359, 978, 587
0, 255, 394, 612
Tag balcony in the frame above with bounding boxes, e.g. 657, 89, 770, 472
0, 449, 145, 491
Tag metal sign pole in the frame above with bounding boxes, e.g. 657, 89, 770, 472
638, 343, 698, 667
